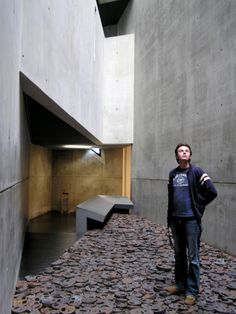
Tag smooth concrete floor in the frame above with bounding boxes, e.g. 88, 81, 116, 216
19, 211, 76, 279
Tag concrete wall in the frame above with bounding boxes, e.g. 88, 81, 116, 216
103, 35, 134, 144
28, 145, 52, 219
0, 1, 30, 313
0, 1, 135, 311
21, 0, 134, 146
21, 0, 104, 141
0, 0, 133, 311
52, 148, 123, 213
118, 0, 236, 255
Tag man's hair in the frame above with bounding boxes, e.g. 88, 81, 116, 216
175, 143, 192, 163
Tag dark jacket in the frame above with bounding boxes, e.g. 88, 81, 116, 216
167, 164, 217, 227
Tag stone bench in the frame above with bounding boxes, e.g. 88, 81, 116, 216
76, 195, 134, 238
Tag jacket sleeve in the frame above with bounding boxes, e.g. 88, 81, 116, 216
198, 171, 217, 206
167, 173, 173, 227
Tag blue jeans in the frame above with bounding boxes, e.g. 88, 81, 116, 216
171, 218, 201, 297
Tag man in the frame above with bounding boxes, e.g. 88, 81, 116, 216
167, 143, 217, 305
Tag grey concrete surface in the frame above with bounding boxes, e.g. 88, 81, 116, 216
131, 178, 168, 225
103, 34, 134, 144
0, 182, 28, 314
2, 0, 236, 312
1, 1, 133, 311
76, 194, 133, 237
118, 0, 236, 255
21, 0, 105, 142
21, 0, 134, 146
0, 1, 30, 313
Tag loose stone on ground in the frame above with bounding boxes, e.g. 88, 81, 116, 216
12, 214, 236, 313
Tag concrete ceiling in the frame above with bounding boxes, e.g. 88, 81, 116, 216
96, 0, 130, 26
20, 72, 102, 149
25, 95, 94, 148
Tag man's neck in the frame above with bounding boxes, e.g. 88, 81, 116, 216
179, 161, 190, 169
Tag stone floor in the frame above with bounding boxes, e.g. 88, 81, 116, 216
12, 214, 236, 313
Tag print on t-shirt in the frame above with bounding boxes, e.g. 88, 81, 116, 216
173, 173, 189, 187
172, 169, 194, 217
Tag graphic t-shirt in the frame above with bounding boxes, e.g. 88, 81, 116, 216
172, 168, 194, 217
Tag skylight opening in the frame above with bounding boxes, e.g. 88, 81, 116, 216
91, 147, 101, 156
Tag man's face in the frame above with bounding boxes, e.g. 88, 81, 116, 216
177, 146, 191, 162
